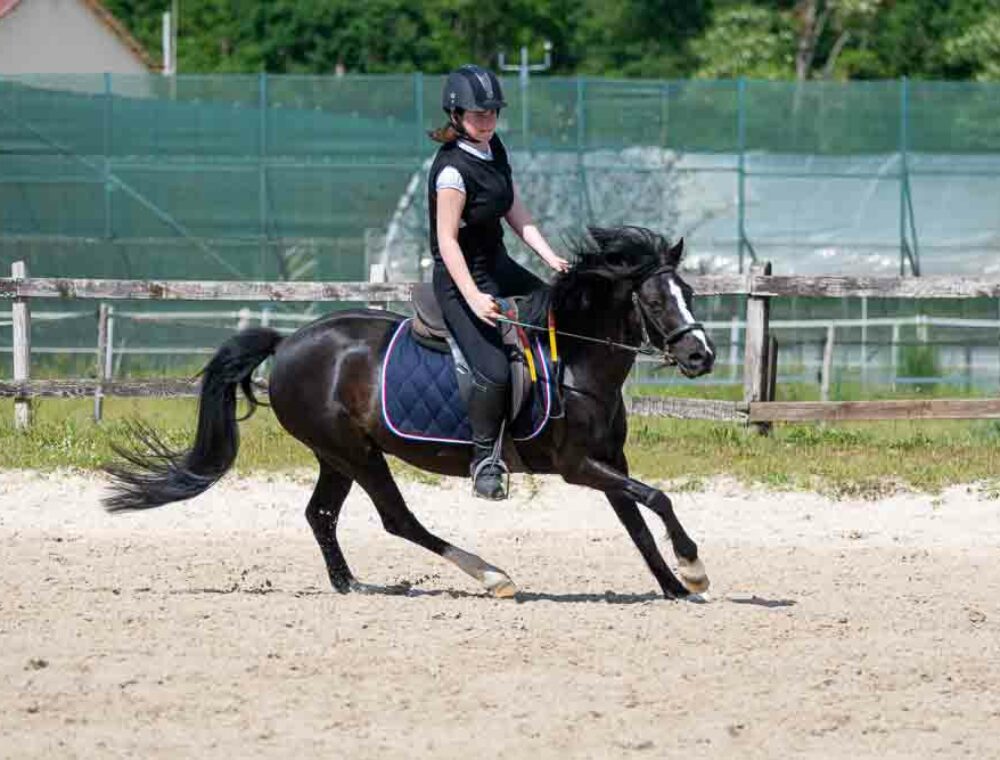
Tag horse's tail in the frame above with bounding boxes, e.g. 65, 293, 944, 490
103, 327, 283, 512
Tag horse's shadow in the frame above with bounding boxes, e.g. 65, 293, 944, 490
165, 582, 795, 608
338, 583, 796, 608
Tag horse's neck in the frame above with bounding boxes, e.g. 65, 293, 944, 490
557, 300, 637, 400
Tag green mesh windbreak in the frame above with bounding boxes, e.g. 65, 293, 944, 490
1, 74, 999, 381
4, 73, 1000, 279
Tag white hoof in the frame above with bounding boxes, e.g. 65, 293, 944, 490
678, 557, 710, 594
482, 570, 518, 598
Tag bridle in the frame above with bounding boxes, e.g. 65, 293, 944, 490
497, 264, 705, 365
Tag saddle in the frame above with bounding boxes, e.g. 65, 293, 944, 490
410, 282, 536, 422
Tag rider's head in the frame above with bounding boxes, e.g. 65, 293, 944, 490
429, 64, 506, 144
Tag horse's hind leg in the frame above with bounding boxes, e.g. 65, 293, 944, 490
355, 451, 518, 598
306, 459, 356, 593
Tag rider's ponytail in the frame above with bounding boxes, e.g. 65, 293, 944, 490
428, 110, 465, 143
428, 122, 461, 143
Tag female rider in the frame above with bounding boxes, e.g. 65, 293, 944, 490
428, 64, 569, 500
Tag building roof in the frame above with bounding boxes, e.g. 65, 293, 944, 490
0, 0, 157, 71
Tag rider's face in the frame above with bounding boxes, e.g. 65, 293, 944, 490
461, 109, 497, 142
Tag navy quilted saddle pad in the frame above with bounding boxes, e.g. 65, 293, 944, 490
381, 319, 553, 445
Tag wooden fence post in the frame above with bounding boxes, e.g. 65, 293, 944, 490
743, 262, 772, 435
729, 316, 740, 381
766, 334, 779, 405
237, 307, 251, 331
12, 261, 32, 430
94, 303, 110, 422
891, 323, 900, 390
94, 305, 115, 421
368, 263, 387, 310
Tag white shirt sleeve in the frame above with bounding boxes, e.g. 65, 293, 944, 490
435, 165, 466, 194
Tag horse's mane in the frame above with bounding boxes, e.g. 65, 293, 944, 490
550, 226, 673, 314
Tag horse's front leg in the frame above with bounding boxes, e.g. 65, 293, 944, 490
567, 456, 709, 596
604, 490, 689, 598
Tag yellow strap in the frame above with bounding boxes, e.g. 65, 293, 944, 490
523, 344, 537, 383
547, 310, 558, 362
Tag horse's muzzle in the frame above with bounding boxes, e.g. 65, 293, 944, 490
672, 335, 715, 378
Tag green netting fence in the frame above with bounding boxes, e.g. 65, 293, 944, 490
2, 74, 999, 388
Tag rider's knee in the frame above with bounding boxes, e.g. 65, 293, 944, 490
472, 360, 508, 389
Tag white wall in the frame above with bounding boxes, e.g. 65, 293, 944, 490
0, 0, 151, 74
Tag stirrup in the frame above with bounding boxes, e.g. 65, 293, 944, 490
471, 456, 510, 500
471, 420, 509, 500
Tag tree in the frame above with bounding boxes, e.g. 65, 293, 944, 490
575, 0, 712, 78
692, 5, 794, 78
944, 11, 1000, 80
792, 0, 884, 80
99, 0, 1000, 81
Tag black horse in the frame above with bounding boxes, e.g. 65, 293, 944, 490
105, 226, 716, 599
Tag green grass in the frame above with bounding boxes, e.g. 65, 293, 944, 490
630, 380, 993, 402
1, 397, 998, 497
625, 416, 1000, 497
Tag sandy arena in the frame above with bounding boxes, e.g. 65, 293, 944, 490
1, 470, 999, 758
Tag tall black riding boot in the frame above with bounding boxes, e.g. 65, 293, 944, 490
467, 376, 509, 500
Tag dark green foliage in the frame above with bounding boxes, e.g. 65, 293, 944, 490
100, 0, 1000, 81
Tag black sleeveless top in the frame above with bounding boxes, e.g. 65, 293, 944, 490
428, 134, 514, 293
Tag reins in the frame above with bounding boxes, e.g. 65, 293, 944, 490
495, 313, 661, 356
495, 266, 704, 365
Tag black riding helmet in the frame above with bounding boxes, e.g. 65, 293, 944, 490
442, 64, 507, 114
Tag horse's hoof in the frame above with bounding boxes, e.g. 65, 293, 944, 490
678, 557, 710, 594
332, 576, 355, 594
483, 570, 518, 598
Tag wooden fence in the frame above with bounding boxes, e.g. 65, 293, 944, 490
3, 260, 1000, 430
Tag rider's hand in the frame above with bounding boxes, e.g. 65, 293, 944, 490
467, 289, 500, 326
545, 253, 571, 273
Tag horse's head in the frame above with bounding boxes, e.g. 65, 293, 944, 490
572, 226, 715, 377
552, 226, 715, 377
631, 236, 715, 378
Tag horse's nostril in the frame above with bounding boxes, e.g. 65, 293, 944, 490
689, 352, 704, 364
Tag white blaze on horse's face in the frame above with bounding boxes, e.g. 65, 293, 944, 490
667, 274, 712, 356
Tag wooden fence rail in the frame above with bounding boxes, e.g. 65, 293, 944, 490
5, 273, 1000, 302
4, 261, 1000, 429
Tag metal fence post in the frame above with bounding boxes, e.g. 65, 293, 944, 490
821, 324, 836, 402
414, 72, 424, 148
737, 77, 747, 274
12, 261, 31, 430
103, 72, 113, 242
259, 71, 269, 269
898, 76, 920, 276
576, 76, 593, 223
860, 295, 868, 388
891, 322, 900, 390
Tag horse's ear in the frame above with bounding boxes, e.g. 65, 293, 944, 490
664, 237, 684, 266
